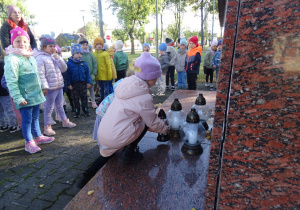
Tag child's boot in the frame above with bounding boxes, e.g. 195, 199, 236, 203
25, 140, 41, 154
74, 109, 80, 118
44, 125, 56, 136
62, 118, 76, 128
83, 108, 90, 116
119, 145, 143, 164
34, 135, 55, 145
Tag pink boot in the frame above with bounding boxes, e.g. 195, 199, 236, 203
44, 125, 56, 136
25, 140, 41, 154
62, 118, 76, 128
34, 135, 55, 145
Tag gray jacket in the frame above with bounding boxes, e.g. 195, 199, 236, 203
166, 46, 177, 66
159, 53, 170, 74
175, 49, 187, 72
204, 50, 215, 69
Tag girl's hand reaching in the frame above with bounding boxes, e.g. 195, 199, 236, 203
87, 84, 91, 89
20, 100, 27, 106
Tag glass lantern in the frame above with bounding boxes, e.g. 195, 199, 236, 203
192, 93, 210, 130
166, 99, 186, 131
157, 109, 170, 142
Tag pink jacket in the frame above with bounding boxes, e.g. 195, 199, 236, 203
98, 75, 168, 157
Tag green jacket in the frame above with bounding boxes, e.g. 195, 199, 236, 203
82, 52, 97, 84
113, 51, 129, 71
4, 54, 45, 109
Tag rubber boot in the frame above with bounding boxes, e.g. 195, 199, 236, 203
119, 145, 143, 164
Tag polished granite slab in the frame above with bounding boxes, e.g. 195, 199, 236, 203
65, 90, 216, 209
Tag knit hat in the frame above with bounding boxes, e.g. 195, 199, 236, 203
179, 39, 187, 47
40, 34, 56, 46
143, 43, 150, 49
79, 37, 88, 45
189, 36, 198, 46
10, 27, 29, 45
115, 40, 123, 51
103, 43, 109, 51
218, 39, 223, 46
211, 40, 218, 46
134, 52, 162, 81
7, 5, 20, 17
71, 44, 82, 55
166, 38, 174, 46
55, 45, 61, 53
93, 37, 104, 48
158, 43, 167, 52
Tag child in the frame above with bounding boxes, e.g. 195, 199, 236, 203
143, 43, 150, 52
4, 27, 54, 153
67, 44, 92, 118
78, 36, 98, 109
175, 39, 187, 89
211, 39, 223, 91
103, 43, 117, 94
0, 59, 19, 133
93, 37, 112, 102
34, 35, 76, 136
157, 43, 170, 96
113, 40, 128, 81
185, 36, 202, 90
204, 40, 218, 88
165, 38, 177, 90
77, 52, 169, 189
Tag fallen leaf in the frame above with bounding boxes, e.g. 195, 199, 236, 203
39, 184, 44, 188
88, 190, 94, 195
181, 156, 185, 159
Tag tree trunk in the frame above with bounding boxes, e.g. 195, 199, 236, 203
201, 0, 204, 47
160, 14, 163, 43
129, 31, 135, 54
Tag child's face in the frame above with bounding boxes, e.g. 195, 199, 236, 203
95, 43, 103, 50
112, 46, 116, 53
43, 44, 56, 54
143, 45, 150, 52
146, 78, 157, 87
180, 44, 186, 50
73, 52, 82, 60
189, 42, 196, 49
12, 36, 29, 50
217, 44, 223, 50
159, 50, 165, 54
81, 43, 89, 50
211, 45, 217, 51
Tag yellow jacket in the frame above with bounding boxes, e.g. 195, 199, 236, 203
93, 50, 112, 81
106, 47, 117, 79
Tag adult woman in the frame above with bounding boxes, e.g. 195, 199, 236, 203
0, 5, 37, 50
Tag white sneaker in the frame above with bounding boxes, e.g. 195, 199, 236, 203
205, 82, 209, 87
210, 83, 214, 87
156, 92, 165, 96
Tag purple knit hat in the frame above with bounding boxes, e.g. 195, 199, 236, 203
134, 52, 162, 81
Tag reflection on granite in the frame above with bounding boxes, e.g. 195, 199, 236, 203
206, 0, 299, 208
65, 91, 216, 209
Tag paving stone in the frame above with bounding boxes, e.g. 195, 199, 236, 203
0, 191, 22, 208
37, 173, 66, 189
71, 157, 95, 171
38, 183, 70, 202
30, 199, 53, 209
32, 163, 60, 179
56, 169, 82, 185
65, 184, 80, 197
48, 194, 74, 210
2, 203, 26, 210
10, 176, 41, 195
11, 186, 47, 207
0, 180, 18, 196
10, 167, 38, 183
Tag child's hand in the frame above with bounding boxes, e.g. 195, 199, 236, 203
43, 89, 48, 96
68, 85, 73, 90
52, 53, 59, 59
87, 84, 91, 89
213, 65, 216, 69
20, 100, 27, 106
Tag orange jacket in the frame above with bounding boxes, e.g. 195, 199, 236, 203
185, 45, 202, 74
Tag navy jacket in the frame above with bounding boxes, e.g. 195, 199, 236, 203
66, 57, 92, 86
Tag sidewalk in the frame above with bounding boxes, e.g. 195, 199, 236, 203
0, 83, 216, 209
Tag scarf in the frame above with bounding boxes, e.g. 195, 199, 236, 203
82, 49, 89, 53
7, 18, 28, 32
5, 45, 33, 58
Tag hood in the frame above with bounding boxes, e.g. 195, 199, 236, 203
106, 47, 114, 57
68, 57, 83, 63
33, 48, 51, 58
188, 45, 202, 55
115, 76, 150, 100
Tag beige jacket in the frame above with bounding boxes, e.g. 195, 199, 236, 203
98, 75, 168, 157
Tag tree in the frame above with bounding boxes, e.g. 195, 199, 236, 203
79, 22, 100, 41
166, 22, 179, 42
90, 1, 99, 27
108, 0, 155, 54
112, 28, 129, 43
55, 33, 74, 47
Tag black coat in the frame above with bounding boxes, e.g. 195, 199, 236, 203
0, 21, 37, 50
0, 61, 9, 96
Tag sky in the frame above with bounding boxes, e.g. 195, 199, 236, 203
26, 0, 219, 38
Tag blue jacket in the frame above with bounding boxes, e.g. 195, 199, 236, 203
66, 57, 92, 86
212, 50, 221, 71
185, 45, 202, 74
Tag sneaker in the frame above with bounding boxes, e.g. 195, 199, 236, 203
210, 83, 214, 87
44, 125, 56, 136
210, 87, 217, 91
25, 140, 41, 154
205, 82, 209, 87
171, 86, 177, 91
92, 102, 98, 109
62, 118, 76, 128
74, 109, 80, 118
83, 108, 90, 117
10, 126, 21, 133
156, 92, 165, 96
0, 125, 9, 132
119, 146, 143, 164
49, 118, 56, 125
157, 87, 161, 92
166, 86, 170, 90
34, 135, 55, 145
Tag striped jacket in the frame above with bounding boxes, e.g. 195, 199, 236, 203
185, 45, 202, 74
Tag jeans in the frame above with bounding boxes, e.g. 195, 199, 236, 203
177, 72, 187, 89
166, 66, 175, 86
108, 80, 114, 94
0, 96, 16, 127
19, 105, 42, 142
44, 89, 67, 126
97, 81, 110, 100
